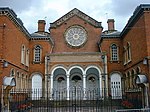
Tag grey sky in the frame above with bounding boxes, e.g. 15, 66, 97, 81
0, 0, 150, 33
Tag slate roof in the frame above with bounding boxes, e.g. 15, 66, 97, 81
31, 33, 54, 45
120, 4, 150, 37
101, 31, 120, 38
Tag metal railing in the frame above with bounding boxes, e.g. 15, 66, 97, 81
0, 88, 144, 112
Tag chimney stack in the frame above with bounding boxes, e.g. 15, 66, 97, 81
107, 19, 115, 31
38, 20, 46, 33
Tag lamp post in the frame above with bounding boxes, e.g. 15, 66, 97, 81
101, 54, 107, 99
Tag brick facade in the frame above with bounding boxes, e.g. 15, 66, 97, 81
0, 5, 150, 99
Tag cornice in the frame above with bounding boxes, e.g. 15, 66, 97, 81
48, 52, 101, 56
50, 8, 102, 28
0, 7, 31, 39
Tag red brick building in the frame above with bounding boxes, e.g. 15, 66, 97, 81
0, 4, 150, 104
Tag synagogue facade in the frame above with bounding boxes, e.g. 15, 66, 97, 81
0, 4, 150, 101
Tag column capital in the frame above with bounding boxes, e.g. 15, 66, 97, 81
83, 74, 86, 78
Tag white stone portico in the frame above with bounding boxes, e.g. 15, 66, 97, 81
50, 65, 103, 100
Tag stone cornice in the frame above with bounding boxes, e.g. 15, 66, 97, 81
50, 8, 102, 28
49, 52, 101, 56
48, 52, 102, 63
0, 7, 31, 39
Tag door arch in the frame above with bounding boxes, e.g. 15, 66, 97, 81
110, 72, 122, 99
69, 66, 84, 100
31, 73, 42, 100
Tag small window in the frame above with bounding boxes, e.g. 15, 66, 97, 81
26, 49, 29, 66
34, 45, 42, 63
111, 44, 119, 61
57, 77, 65, 83
136, 67, 141, 74
127, 42, 131, 62
127, 71, 131, 89
10, 69, 15, 76
123, 46, 127, 65
89, 76, 96, 82
21, 45, 25, 64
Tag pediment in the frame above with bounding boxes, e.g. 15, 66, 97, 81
50, 8, 102, 28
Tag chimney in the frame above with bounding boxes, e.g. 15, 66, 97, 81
38, 20, 46, 33
107, 19, 115, 31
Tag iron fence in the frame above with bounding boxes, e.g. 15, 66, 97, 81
0, 88, 144, 112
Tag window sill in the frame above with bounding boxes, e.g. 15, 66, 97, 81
33, 61, 41, 64
110, 60, 120, 63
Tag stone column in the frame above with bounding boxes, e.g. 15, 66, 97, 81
99, 75, 102, 96
83, 75, 86, 100
50, 75, 53, 100
67, 75, 70, 100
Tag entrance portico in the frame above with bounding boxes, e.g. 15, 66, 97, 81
50, 65, 103, 100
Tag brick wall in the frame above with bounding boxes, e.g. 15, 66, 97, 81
101, 38, 123, 75
0, 15, 30, 88
29, 40, 52, 78
50, 16, 102, 53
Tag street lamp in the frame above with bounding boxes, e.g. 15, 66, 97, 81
101, 54, 107, 99
3, 61, 8, 68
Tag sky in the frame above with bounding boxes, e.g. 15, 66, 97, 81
0, 0, 150, 33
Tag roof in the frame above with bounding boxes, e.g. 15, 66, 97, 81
50, 8, 102, 28
31, 33, 54, 45
0, 7, 31, 39
31, 32, 49, 38
120, 4, 150, 37
101, 31, 120, 38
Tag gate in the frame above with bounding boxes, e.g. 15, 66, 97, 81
6, 88, 143, 112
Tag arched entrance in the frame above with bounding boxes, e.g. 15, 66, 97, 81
69, 67, 84, 100
110, 72, 122, 99
31, 73, 42, 100
52, 67, 67, 100
86, 67, 100, 90
85, 66, 101, 99
50, 65, 102, 100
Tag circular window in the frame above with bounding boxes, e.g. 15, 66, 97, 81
65, 25, 87, 47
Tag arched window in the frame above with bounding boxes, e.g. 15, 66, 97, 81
32, 74, 42, 100
127, 42, 131, 62
16, 71, 19, 89
26, 49, 29, 66
34, 45, 42, 63
125, 73, 128, 89
131, 69, 136, 88
10, 68, 15, 77
20, 73, 23, 89
111, 44, 119, 61
21, 45, 25, 64
136, 67, 141, 74
127, 71, 131, 89
123, 46, 127, 65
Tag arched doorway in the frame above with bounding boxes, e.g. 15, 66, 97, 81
69, 67, 84, 100
31, 74, 42, 100
110, 72, 122, 99
52, 67, 67, 100
85, 67, 101, 100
